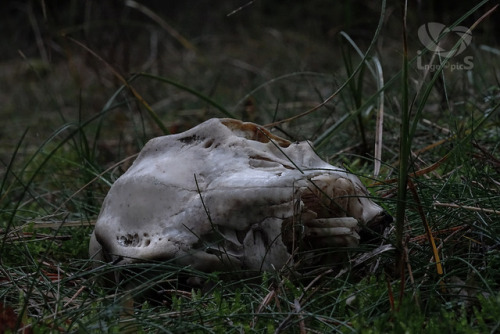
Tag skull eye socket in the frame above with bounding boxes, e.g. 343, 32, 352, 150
203, 139, 215, 148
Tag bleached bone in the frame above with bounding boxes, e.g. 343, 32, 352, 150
89, 118, 391, 273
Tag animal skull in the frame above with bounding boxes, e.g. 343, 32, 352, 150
89, 118, 391, 273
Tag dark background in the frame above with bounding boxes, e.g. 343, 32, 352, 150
1, 1, 499, 163
2, 1, 498, 64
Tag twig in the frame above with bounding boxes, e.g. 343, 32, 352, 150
433, 202, 500, 215
63, 286, 85, 308
251, 286, 277, 328
293, 299, 307, 334
226, 1, 255, 17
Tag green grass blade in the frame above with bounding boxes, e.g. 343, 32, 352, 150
313, 0, 387, 150
395, 0, 410, 256
135, 72, 236, 119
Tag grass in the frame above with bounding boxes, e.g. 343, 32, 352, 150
1, 1, 500, 332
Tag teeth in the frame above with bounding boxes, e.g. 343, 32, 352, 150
305, 217, 358, 228
305, 218, 360, 238
306, 227, 360, 238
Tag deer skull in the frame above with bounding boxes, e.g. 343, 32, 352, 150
89, 118, 391, 273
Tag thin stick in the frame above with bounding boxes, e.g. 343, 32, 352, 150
226, 1, 255, 17
63, 285, 85, 308
293, 299, 307, 334
433, 202, 500, 215
251, 287, 276, 328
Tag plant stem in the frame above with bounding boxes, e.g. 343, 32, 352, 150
396, 0, 410, 267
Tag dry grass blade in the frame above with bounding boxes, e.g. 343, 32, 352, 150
66, 37, 169, 134
372, 154, 448, 186
125, 0, 197, 52
226, 1, 255, 17
293, 299, 307, 334
264, 93, 339, 128
63, 286, 85, 308
252, 286, 279, 328
385, 273, 395, 312
432, 202, 500, 215
334, 244, 396, 279
409, 225, 467, 243
408, 179, 444, 288
469, 4, 499, 31
408, 180, 443, 276
373, 56, 385, 177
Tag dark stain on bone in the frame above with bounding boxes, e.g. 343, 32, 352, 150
178, 135, 200, 144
